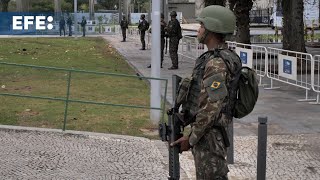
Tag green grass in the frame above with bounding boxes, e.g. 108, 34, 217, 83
0, 37, 161, 138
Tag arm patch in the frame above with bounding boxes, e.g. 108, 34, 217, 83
203, 72, 228, 102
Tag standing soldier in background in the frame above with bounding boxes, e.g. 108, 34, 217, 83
166, 11, 182, 70
147, 13, 167, 68
67, 15, 73, 36
80, 16, 87, 37
138, 14, 149, 50
120, 16, 129, 42
59, 16, 66, 37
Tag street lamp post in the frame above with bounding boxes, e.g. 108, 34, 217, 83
150, 0, 161, 124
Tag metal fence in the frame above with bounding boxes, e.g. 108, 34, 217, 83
265, 47, 315, 101
0, 62, 168, 130
311, 55, 320, 104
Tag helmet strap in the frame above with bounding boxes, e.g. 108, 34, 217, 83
198, 29, 209, 44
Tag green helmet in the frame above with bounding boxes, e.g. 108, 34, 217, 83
170, 11, 177, 17
196, 5, 236, 34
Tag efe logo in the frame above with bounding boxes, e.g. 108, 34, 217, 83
12, 16, 53, 30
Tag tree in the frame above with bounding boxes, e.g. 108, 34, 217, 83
229, 0, 254, 44
96, 0, 119, 10
281, 0, 306, 52
0, 0, 10, 12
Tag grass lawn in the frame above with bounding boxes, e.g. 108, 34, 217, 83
0, 37, 160, 138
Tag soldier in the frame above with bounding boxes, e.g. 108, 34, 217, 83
120, 16, 128, 42
80, 16, 87, 37
166, 11, 182, 70
66, 15, 72, 36
59, 16, 65, 37
170, 5, 239, 180
138, 14, 149, 50
147, 13, 167, 68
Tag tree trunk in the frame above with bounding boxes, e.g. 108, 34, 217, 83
233, 0, 253, 44
195, 0, 205, 17
204, 0, 226, 6
1, 0, 10, 12
16, 0, 30, 12
282, 0, 306, 52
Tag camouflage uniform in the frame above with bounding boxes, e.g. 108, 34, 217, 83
172, 6, 237, 179
161, 18, 167, 66
138, 17, 149, 50
120, 17, 128, 42
180, 45, 232, 179
167, 18, 182, 68
80, 17, 87, 37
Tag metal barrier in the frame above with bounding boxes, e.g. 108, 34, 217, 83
227, 41, 268, 86
0, 62, 168, 130
178, 35, 206, 60
311, 55, 320, 104
265, 47, 315, 101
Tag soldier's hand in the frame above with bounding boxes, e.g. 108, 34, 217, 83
170, 136, 191, 153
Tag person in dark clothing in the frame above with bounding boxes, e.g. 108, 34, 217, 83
120, 16, 129, 42
138, 14, 149, 50
59, 17, 66, 36
147, 13, 167, 68
66, 16, 73, 36
166, 11, 182, 70
80, 16, 87, 37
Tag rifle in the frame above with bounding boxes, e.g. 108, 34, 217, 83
159, 75, 183, 180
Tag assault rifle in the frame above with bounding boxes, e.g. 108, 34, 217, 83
159, 75, 183, 180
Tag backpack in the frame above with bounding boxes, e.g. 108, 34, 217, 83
211, 49, 259, 119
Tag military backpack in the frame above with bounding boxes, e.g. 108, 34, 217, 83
210, 49, 259, 119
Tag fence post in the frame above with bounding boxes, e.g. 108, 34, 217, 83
257, 116, 268, 180
63, 71, 72, 131
227, 120, 234, 164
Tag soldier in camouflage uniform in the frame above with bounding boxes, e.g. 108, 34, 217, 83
147, 13, 167, 68
138, 14, 149, 50
171, 5, 238, 180
166, 11, 182, 70
120, 16, 128, 42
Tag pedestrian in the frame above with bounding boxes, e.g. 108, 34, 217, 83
166, 11, 182, 70
147, 13, 167, 68
170, 5, 240, 180
80, 16, 87, 37
120, 15, 129, 42
59, 16, 66, 37
67, 15, 73, 36
138, 14, 149, 50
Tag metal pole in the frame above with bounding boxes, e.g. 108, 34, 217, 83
74, 0, 77, 38
150, 0, 161, 124
63, 71, 72, 131
257, 116, 268, 180
227, 121, 234, 164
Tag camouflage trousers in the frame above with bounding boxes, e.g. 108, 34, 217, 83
121, 28, 127, 41
161, 37, 165, 64
192, 127, 229, 180
169, 37, 179, 67
140, 31, 146, 49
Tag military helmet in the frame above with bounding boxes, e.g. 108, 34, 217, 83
196, 5, 236, 34
141, 14, 145, 19
170, 11, 177, 17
